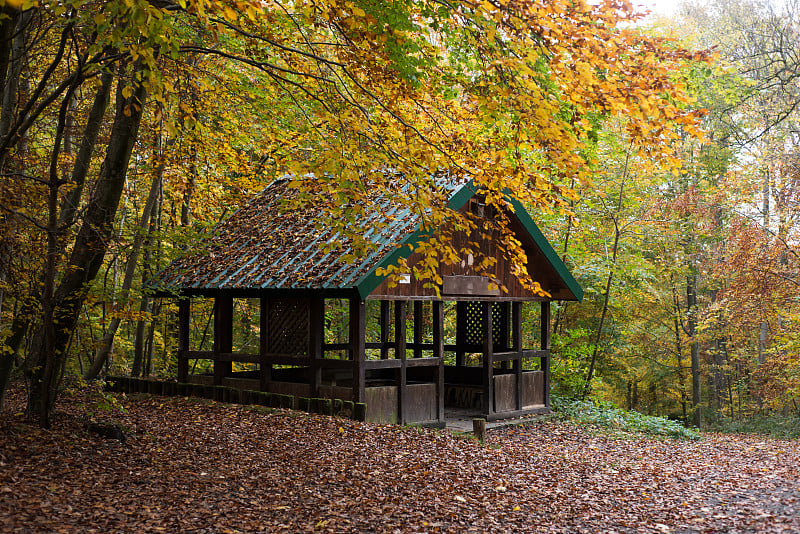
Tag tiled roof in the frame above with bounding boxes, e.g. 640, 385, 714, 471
153, 177, 583, 301
154, 177, 436, 295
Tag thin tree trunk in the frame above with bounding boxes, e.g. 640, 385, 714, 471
552, 176, 577, 336
133, 125, 164, 376
758, 164, 770, 365
57, 69, 113, 230
0, 8, 18, 98
144, 314, 157, 376
687, 272, 701, 428
582, 242, 617, 400
672, 279, 688, 425
29, 81, 78, 427
582, 156, 629, 399
85, 165, 162, 380
0, 296, 37, 408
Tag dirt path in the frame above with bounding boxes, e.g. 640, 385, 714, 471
1, 388, 798, 533
494, 423, 800, 533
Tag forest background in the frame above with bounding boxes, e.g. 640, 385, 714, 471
0, 0, 797, 432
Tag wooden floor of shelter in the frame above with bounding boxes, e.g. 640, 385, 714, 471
444, 406, 550, 433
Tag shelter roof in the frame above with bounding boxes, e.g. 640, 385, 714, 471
153, 178, 582, 301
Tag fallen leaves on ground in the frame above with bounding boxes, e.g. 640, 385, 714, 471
1, 386, 798, 533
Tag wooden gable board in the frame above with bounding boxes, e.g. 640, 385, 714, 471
355, 182, 583, 302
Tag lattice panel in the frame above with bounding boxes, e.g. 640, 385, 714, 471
464, 301, 484, 345
492, 303, 509, 350
267, 299, 309, 355
460, 301, 509, 349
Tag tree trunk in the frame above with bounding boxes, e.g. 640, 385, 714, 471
26, 66, 147, 426
57, 69, 113, 230
582, 159, 628, 399
0, 8, 25, 408
687, 272, 701, 428
133, 127, 164, 376
0, 8, 18, 98
552, 176, 577, 336
84, 166, 161, 380
672, 280, 688, 425
582, 254, 616, 400
0, 297, 36, 409
757, 163, 770, 365
0, 9, 27, 149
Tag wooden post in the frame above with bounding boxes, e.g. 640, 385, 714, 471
513, 301, 523, 411
395, 300, 408, 424
473, 418, 487, 442
214, 297, 233, 386
380, 300, 390, 359
482, 301, 494, 416
259, 297, 270, 391
350, 297, 366, 404
413, 301, 423, 358
541, 301, 551, 408
177, 299, 190, 383
309, 298, 324, 398
433, 300, 445, 423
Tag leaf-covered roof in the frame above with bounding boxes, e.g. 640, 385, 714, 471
153, 178, 582, 301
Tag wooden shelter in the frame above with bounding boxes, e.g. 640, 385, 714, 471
154, 179, 582, 427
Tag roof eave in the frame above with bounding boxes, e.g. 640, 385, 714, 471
506, 196, 584, 302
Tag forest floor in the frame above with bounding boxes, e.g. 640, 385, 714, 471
1, 383, 799, 533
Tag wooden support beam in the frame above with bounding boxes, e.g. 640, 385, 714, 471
361, 357, 441, 370
364, 359, 403, 370
433, 300, 445, 423
309, 298, 324, 398
513, 301, 523, 411
214, 297, 233, 385
260, 356, 312, 366
259, 297, 270, 391
380, 300, 390, 359
322, 342, 350, 351
541, 301, 551, 408
215, 352, 260, 363
490, 351, 524, 361
177, 299, 190, 383
482, 301, 494, 416
317, 358, 354, 369
395, 300, 408, 424
405, 357, 441, 368
413, 301, 423, 358
184, 350, 213, 359
350, 298, 366, 404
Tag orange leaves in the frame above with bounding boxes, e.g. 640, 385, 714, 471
4, 386, 800, 533
54, 0, 713, 305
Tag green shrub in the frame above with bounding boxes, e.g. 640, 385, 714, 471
552, 396, 701, 440
709, 415, 800, 440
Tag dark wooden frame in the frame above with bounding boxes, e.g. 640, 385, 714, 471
175, 293, 552, 425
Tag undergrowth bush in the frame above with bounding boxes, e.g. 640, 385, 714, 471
552, 397, 701, 441
709, 415, 800, 440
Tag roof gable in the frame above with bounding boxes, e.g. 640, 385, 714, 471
358, 182, 582, 301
